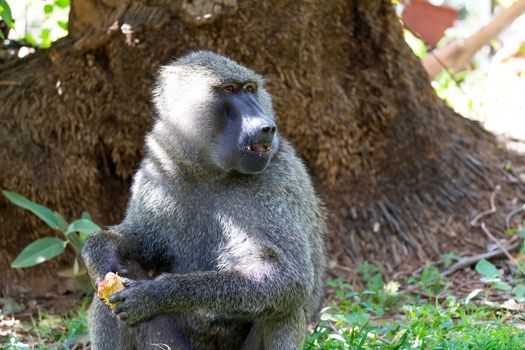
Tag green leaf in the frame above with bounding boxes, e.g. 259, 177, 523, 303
79, 232, 90, 243
54, 0, 69, 9
65, 231, 81, 253
514, 284, 525, 300
11, 237, 66, 268
2, 191, 58, 229
57, 20, 68, 31
493, 281, 512, 291
40, 28, 52, 48
475, 259, 501, 278
43, 4, 53, 14
441, 252, 460, 267
40, 28, 51, 41
55, 212, 69, 232
66, 219, 101, 235
0, 0, 14, 28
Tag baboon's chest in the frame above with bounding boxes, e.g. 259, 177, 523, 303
164, 185, 270, 274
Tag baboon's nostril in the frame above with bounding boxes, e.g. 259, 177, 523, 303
261, 125, 276, 134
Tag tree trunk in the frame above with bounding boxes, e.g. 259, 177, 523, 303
1, 0, 522, 289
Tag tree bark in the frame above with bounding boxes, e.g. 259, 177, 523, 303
1, 0, 523, 289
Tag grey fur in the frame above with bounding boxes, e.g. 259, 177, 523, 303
82, 50, 327, 350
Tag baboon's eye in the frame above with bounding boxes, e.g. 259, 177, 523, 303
244, 83, 256, 93
222, 84, 236, 94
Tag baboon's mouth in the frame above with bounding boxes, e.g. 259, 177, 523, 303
242, 144, 272, 153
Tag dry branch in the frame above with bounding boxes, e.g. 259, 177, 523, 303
480, 222, 517, 264
441, 235, 521, 276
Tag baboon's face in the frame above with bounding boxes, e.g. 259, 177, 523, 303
155, 56, 279, 174
210, 80, 278, 174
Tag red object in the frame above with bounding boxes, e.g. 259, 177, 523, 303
402, 0, 458, 48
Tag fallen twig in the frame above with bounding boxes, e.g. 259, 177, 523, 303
441, 235, 521, 276
481, 222, 518, 264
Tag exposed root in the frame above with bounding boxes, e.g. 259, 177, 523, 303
470, 186, 500, 227
506, 205, 524, 228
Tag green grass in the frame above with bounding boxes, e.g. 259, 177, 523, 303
3, 262, 525, 349
305, 268, 525, 350
307, 295, 525, 349
0, 299, 89, 349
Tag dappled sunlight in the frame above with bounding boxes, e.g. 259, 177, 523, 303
216, 214, 274, 281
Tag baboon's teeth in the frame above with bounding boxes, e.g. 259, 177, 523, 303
243, 144, 272, 153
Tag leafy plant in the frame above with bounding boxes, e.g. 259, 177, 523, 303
0, 0, 13, 39
417, 263, 445, 296
356, 262, 400, 315
2, 190, 100, 279
357, 261, 383, 292
475, 259, 512, 291
441, 251, 460, 267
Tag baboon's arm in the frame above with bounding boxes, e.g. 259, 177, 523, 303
160, 268, 313, 317
81, 228, 142, 283
110, 248, 314, 325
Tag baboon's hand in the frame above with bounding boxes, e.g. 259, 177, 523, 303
110, 278, 160, 326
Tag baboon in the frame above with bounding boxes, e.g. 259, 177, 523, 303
81, 51, 327, 350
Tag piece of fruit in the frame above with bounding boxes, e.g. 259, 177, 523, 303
97, 272, 125, 309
